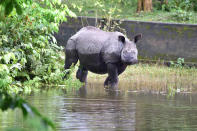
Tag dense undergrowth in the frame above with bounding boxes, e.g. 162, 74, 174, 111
0, 0, 80, 130
0, 0, 81, 93
66, 0, 197, 24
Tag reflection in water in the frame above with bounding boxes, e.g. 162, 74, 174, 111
0, 82, 197, 131
58, 97, 136, 130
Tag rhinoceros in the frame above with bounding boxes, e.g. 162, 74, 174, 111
64, 26, 142, 90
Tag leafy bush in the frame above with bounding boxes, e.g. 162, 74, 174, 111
170, 58, 185, 68
153, 0, 170, 11
171, 8, 193, 21
0, 0, 78, 93
169, 0, 192, 11
0, 64, 55, 130
0, 92, 55, 130
162, 0, 195, 21
190, 0, 197, 11
153, 0, 195, 12
66, 0, 138, 18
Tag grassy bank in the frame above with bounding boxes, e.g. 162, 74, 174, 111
66, 0, 197, 24
126, 11, 197, 24
86, 64, 197, 93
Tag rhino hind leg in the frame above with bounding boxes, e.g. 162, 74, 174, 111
76, 67, 88, 83
64, 50, 78, 78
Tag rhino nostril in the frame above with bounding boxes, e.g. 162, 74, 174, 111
123, 50, 127, 54
130, 57, 134, 59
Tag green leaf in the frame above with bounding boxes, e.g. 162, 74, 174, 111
42, 117, 56, 129
17, 71, 30, 80
3, 53, 15, 64
22, 103, 33, 117
2, 35, 8, 42
0, 0, 6, 5
20, 58, 27, 66
5, 0, 14, 16
0, 64, 9, 73
66, 8, 77, 17
10, 63, 22, 70
14, 1, 23, 15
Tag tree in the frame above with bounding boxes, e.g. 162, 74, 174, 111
137, 0, 152, 12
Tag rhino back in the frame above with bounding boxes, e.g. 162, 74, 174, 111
76, 28, 110, 54
74, 27, 110, 73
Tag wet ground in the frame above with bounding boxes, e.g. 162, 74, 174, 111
1, 82, 197, 131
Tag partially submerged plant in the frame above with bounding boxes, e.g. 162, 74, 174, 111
170, 58, 185, 68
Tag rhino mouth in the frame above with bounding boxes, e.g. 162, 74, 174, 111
122, 59, 138, 65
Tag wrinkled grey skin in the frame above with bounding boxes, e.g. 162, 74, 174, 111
65, 26, 142, 90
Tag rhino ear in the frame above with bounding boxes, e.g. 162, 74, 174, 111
118, 35, 125, 43
134, 34, 142, 43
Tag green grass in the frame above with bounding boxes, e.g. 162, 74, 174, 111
86, 64, 197, 93
66, 0, 197, 24
126, 11, 197, 24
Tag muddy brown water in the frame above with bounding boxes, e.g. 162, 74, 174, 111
1, 82, 197, 131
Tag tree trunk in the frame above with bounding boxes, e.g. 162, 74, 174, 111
137, 0, 143, 12
137, 0, 152, 12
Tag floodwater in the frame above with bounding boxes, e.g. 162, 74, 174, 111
1, 82, 197, 131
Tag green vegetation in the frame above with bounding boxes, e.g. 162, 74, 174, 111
0, 92, 55, 130
0, 0, 80, 130
0, 0, 80, 93
66, 0, 197, 24
88, 63, 197, 93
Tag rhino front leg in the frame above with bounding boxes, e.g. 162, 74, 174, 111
76, 66, 88, 83
104, 76, 110, 87
104, 64, 127, 87
106, 63, 118, 90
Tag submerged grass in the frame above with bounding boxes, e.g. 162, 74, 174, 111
86, 63, 197, 93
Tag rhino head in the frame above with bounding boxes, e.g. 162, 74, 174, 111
119, 34, 142, 65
